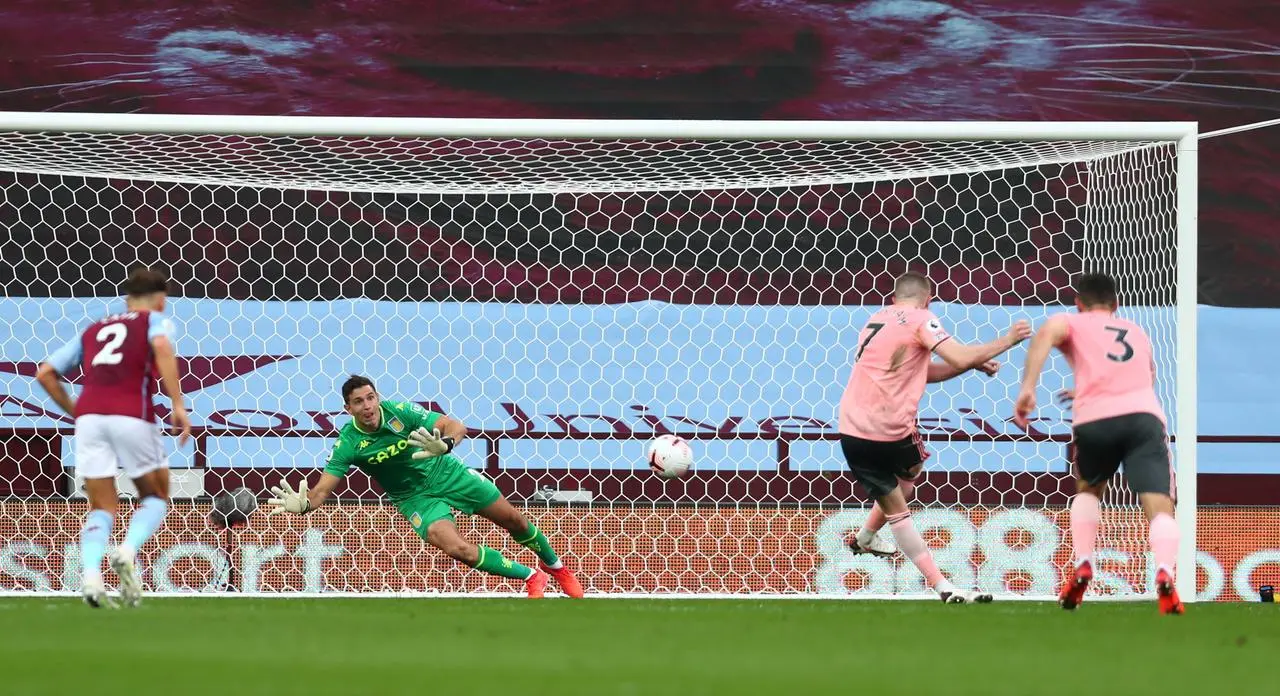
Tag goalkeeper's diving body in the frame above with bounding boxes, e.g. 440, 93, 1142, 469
267, 375, 584, 598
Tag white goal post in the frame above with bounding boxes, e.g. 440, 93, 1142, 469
0, 113, 1197, 601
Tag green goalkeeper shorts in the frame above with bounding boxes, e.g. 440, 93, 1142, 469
398, 466, 503, 538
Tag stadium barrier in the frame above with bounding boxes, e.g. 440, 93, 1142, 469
1, 501, 1274, 601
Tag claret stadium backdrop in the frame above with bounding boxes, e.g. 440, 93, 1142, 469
0, 0, 1277, 601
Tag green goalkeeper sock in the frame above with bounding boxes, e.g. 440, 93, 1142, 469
472, 545, 534, 581
511, 524, 561, 568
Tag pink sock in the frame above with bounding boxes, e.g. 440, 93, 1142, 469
1070, 492, 1101, 566
858, 480, 916, 537
888, 512, 946, 589
1149, 513, 1180, 576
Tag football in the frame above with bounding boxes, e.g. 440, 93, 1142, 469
647, 434, 693, 479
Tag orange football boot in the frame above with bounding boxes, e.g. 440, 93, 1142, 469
526, 569, 550, 599
541, 562, 585, 598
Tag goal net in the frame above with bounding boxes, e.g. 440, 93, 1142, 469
0, 115, 1197, 600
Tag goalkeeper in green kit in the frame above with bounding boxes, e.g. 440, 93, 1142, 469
266, 375, 584, 598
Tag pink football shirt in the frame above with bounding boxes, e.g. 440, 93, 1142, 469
1058, 311, 1166, 426
839, 306, 951, 441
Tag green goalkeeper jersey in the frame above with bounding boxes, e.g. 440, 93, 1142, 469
323, 399, 461, 504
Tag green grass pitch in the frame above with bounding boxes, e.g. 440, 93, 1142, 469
1, 598, 1274, 695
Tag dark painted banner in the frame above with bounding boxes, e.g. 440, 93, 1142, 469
0, 2, 1275, 305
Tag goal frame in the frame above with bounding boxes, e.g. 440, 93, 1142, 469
0, 112, 1199, 602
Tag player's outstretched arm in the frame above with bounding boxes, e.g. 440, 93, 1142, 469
1013, 316, 1070, 428
267, 472, 341, 516
933, 320, 1032, 372
927, 359, 1001, 383
305, 473, 341, 510
151, 334, 191, 446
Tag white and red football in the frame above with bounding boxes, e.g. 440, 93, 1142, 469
647, 434, 693, 479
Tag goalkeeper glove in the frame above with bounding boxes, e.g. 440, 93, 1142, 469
267, 479, 311, 515
410, 427, 455, 458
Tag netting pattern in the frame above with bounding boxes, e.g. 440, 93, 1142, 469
0, 131, 1157, 193
0, 131, 1187, 598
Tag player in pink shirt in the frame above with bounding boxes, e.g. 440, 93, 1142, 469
839, 272, 1031, 603
35, 266, 190, 608
1014, 273, 1182, 615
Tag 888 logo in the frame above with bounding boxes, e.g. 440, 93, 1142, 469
814, 508, 1151, 597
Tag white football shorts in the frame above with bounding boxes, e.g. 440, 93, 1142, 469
74, 414, 169, 479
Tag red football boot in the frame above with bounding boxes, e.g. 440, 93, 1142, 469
1059, 560, 1093, 611
1156, 569, 1184, 615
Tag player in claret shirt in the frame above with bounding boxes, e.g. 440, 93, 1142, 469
1015, 273, 1183, 615
266, 375, 584, 598
35, 266, 191, 608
